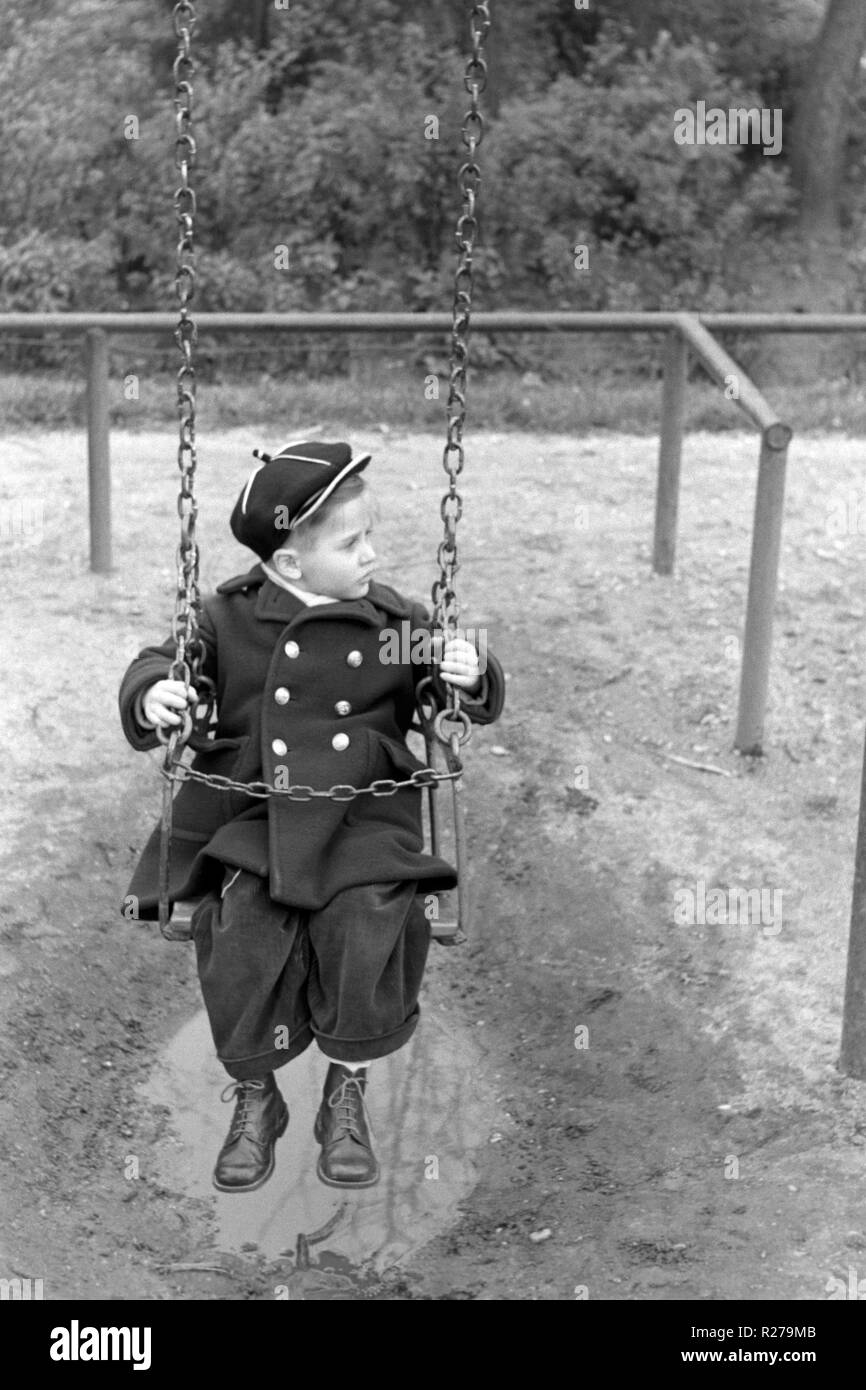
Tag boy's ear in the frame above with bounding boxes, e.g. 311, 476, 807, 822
271, 546, 302, 578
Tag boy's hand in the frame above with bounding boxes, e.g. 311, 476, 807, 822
437, 637, 482, 695
142, 679, 198, 729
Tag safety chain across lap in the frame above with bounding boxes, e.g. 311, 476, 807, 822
158, 687, 470, 801
431, 1, 492, 719
162, 762, 463, 802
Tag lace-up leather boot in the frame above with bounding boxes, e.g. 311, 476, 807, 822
212, 1075, 289, 1193
314, 1064, 379, 1188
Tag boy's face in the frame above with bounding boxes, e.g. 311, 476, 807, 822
271, 493, 377, 600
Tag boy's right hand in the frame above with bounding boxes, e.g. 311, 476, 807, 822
141, 679, 198, 729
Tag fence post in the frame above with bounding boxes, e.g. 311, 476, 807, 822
85, 327, 112, 572
734, 425, 791, 754
654, 328, 688, 575
841, 724, 866, 1076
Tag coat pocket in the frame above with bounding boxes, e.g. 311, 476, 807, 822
343, 730, 427, 829
177, 735, 252, 829
366, 729, 428, 783
190, 734, 250, 782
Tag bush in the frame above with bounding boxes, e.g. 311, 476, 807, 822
0, 231, 118, 367
482, 30, 793, 314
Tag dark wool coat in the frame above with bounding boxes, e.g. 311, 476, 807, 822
119, 566, 505, 917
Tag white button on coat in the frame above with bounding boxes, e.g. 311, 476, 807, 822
272, 739, 288, 756
284, 641, 300, 658
331, 733, 350, 751
335, 700, 351, 716
274, 687, 290, 704
346, 650, 363, 667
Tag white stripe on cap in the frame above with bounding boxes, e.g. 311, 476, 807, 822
274, 454, 331, 466
240, 461, 266, 515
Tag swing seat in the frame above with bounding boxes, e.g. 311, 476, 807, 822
163, 898, 199, 941
415, 760, 466, 947
411, 677, 471, 947
162, 796, 467, 946
164, 890, 462, 945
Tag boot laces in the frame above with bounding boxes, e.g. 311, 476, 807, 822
221, 1079, 267, 1141
327, 1075, 369, 1140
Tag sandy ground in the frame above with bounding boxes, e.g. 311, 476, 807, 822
0, 425, 865, 1301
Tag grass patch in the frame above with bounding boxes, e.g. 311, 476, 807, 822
2, 367, 865, 438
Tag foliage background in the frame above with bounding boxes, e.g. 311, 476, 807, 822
0, 0, 862, 384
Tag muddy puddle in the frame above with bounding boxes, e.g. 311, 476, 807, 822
141, 1005, 501, 1294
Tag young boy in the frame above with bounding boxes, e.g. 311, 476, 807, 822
119, 440, 504, 1193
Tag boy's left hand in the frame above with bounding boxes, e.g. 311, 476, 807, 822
438, 637, 482, 695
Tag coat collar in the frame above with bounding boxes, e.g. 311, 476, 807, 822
216, 564, 415, 626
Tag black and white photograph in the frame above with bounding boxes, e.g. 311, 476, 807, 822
2, 0, 866, 1343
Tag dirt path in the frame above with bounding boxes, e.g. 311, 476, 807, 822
1, 427, 864, 1301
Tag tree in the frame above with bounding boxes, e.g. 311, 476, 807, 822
789, 0, 866, 242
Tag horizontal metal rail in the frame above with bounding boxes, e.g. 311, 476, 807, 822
703, 314, 866, 333
2, 311, 866, 334
0, 311, 682, 334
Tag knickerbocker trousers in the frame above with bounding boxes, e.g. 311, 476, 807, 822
191, 868, 431, 1080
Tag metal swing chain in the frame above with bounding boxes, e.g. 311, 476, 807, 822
158, 1, 203, 935
170, 0, 205, 705
431, 2, 491, 737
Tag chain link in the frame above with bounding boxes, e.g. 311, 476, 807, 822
431, 3, 491, 717
161, 762, 462, 801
